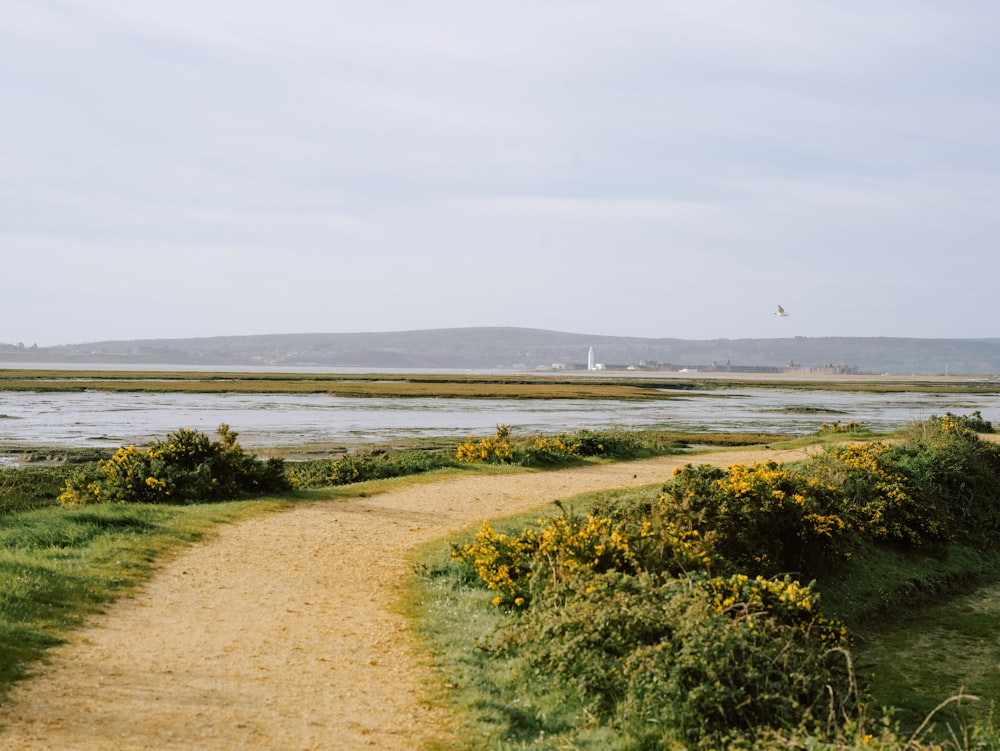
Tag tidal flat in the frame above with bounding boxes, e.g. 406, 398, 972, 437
2, 370, 1000, 459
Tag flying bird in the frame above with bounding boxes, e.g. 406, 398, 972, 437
775, 305, 789, 317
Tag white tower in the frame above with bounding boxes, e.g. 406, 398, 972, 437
588, 347, 595, 371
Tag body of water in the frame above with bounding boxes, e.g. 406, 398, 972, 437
3, 388, 1000, 459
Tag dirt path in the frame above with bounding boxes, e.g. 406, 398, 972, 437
0, 446, 812, 750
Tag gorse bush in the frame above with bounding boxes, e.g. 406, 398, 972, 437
456, 424, 515, 464
59, 425, 288, 505
519, 435, 582, 466
327, 448, 456, 485
561, 427, 645, 458
808, 442, 943, 547
663, 460, 849, 578
456, 425, 649, 467
453, 506, 637, 607
0, 465, 88, 515
818, 419, 866, 434
493, 570, 855, 748
447, 414, 1000, 748
808, 415, 1000, 547
936, 410, 993, 434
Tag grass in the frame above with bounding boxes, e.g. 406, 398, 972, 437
406, 424, 1000, 749
3, 369, 1000, 398
0, 464, 95, 515
0, 497, 292, 701
409, 507, 1000, 749
406, 503, 592, 750
3, 410, 998, 746
0, 425, 783, 710
861, 581, 1000, 730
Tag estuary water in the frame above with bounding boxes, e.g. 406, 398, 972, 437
3, 387, 1000, 459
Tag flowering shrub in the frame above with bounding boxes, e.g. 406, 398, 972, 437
448, 414, 1000, 748
665, 460, 849, 577
533, 510, 635, 584
452, 508, 638, 607
59, 425, 287, 505
809, 442, 945, 546
452, 522, 538, 607
562, 427, 644, 458
500, 570, 855, 746
818, 420, 865, 434
456, 425, 645, 466
519, 435, 581, 466
327, 449, 454, 485
934, 410, 993, 433
700, 573, 849, 646
455, 424, 515, 464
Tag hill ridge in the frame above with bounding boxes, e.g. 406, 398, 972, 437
3, 327, 1000, 375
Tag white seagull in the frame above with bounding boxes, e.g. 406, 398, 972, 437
775, 305, 789, 317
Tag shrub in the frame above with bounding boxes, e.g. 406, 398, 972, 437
562, 428, 645, 458
455, 424, 515, 464
664, 461, 849, 578
0, 465, 88, 514
328, 448, 455, 485
456, 426, 650, 466
808, 442, 946, 547
59, 425, 288, 505
499, 570, 854, 747
452, 522, 538, 607
519, 435, 582, 466
818, 420, 865, 434
452, 507, 639, 607
281, 459, 333, 489
937, 410, 993, 433
888, 415, 1000, 542
441, 414, 1000, 748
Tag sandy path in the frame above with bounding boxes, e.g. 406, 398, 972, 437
0, 446, 810, 750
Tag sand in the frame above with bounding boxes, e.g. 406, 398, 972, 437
0, 446, 809, 750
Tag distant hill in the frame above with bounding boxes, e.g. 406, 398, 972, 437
3, 328, 1000, 375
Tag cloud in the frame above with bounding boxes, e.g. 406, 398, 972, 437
3, 1, 1000, 345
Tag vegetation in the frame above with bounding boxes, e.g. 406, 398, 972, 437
1, 427, 775, 513
3, 369, 1000, 398
0, 464, 93, 516
455, 425, 676, 467
326, 447, 458, 485
415, 413, 1000, 749
0, 498, 288, 700
2, 409, 999, 746
58, 425, 288, 505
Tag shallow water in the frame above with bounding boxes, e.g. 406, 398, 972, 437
2, 387, 999, 458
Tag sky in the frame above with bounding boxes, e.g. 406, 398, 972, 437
3, 1, 1000, 346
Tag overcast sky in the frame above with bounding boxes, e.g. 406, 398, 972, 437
3, 2, 999, 346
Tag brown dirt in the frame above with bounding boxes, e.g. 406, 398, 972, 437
0, 446, 815, 750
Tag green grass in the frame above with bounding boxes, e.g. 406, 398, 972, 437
0, 498, 290, 700
860, 581, 1000, 731
0, 465, 87, 515
406, 502, 608, 750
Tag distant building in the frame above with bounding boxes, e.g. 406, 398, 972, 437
587, 347, 595, 371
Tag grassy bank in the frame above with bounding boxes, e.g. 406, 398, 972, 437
0, 498, 290, 701
409, 415, 1000, 749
